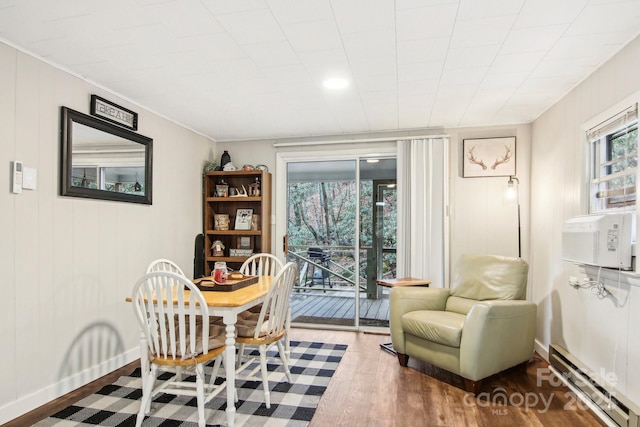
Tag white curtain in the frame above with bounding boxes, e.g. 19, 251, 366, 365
397, 138, 448, 287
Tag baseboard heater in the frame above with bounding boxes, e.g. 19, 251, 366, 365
549, 345, 640, 427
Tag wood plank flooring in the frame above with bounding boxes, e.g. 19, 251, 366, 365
291, 292, 390, 325
2, 328, 606, 427
298, 329, 606, 427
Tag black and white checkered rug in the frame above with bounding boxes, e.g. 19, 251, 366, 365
34, 340, 347, 427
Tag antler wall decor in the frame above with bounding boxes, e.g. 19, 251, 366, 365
491, 144, 512, 170
466, 146, 487, 170
462, 137, 516, 177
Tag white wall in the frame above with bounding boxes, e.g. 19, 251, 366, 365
447, 125, 531, 271
531, 35, 640, 404
0, 43, 214, 423
217, 124, 532, 288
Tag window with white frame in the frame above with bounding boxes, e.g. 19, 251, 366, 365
589, 104, 638, 212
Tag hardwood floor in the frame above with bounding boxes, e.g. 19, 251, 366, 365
3, 328, 606, 427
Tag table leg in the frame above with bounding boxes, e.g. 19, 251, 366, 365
223, 313, 237, 427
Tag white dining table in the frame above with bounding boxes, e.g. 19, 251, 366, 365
128, 275, 273, 427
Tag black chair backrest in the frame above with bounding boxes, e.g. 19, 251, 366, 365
194, 233, 205, 279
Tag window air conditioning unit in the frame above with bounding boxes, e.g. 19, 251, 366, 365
561, 212, 636, 270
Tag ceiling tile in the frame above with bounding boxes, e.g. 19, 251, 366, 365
439, 66, 488, 86
215, 9, 286, 45
147, 0, 225, 37
342, 29, 396, 59
281, 19, 343, 52
243, 40, 299, 67
397, 37, 450, 64
396, 3, 458, 41
449, 15, 516, 48
457, 0, 524, 20
200, 0, 268, 15
489, 51, 547, 73
330, 0, 395, 34
445, 45, 501, 69
566, 1, 640, 37
267, 0, 333, 24
500, 25, 568, 55
513, 0, 589, 29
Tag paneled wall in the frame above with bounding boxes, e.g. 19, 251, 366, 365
0, 43, 214, 422
531, 35, 640, 403
218, 124, 532, 288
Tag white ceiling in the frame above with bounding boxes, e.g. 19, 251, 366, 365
2, 0, 640, 142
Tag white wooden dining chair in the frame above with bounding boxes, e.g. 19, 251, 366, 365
235, 262, 297, 408
145, 258, 194, 380
146, 258, 186, 276
131, 271, 227, 427
239, 253, 283, 277
237, 253, 287, 367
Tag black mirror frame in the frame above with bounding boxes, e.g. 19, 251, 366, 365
60, 106, 153, 205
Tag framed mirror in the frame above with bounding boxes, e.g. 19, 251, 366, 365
60, 106, 153, 204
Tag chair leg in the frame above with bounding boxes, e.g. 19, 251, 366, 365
285, 307, 291, 363
210, 355, 222, 386
397, 353, 409, 367
259, 343, 271, 408
236, 343, 245, 369
136, 365, 157, 427
463, 378, 483, 394
196, 364, 206, 427
277, 340, 292, 382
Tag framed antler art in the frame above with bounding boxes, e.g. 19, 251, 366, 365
463, 136, 516, 178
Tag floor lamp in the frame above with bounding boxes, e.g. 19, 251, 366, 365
506, 176, 521, 258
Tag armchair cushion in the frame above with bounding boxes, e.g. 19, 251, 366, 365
450, 254, 528, 301
445, 296, 477, 315
402, 310, 465, 348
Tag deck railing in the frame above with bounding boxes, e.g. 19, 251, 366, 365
287, 250, 358, 292
286, 245, 397, 297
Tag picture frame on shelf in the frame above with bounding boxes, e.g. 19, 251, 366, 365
234, 208, 253, 230
214, 213, 230, 230
237, 236, 253, 250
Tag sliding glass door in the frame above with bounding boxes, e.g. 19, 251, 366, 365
285, 160, 358, 327
359, 158, 397, 328
280, 154, 397, 330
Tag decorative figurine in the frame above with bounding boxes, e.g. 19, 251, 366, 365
249, 177, 261, 196
211, 240, 225, 257
220, 150, 231, 168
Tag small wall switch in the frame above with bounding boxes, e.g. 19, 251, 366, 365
22, 167, 37, 190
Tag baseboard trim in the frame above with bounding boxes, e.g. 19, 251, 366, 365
0, 348, 139, 425
534, 338, 548, 361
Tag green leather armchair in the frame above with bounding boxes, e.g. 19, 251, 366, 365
389, 254, 536, 393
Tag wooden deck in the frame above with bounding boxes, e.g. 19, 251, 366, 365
290, 286, 390, 327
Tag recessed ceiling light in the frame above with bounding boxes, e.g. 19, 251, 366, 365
323, 78, 348, 89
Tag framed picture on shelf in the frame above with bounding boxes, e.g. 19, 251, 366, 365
234, 208, 253, 230
237, 236, 253, 250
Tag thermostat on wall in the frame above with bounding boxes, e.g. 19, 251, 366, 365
12, 161, 23, 194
